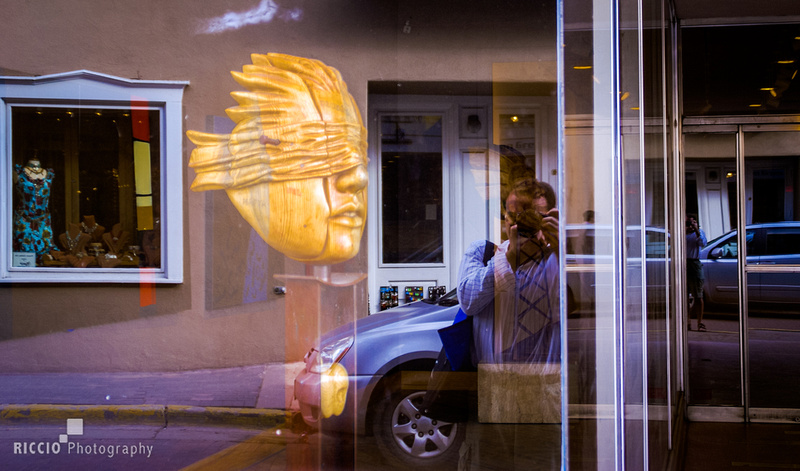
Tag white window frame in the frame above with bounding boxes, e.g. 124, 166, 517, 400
0, 70, 188, 283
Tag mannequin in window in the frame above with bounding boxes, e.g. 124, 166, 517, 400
13, 157, 56, 264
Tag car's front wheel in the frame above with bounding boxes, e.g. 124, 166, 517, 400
372, 388, 465, 469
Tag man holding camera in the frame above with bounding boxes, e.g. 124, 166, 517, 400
686, 215, 707, 331
457, 182, 560, 365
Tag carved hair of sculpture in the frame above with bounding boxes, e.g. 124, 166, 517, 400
187, 53, 368, 264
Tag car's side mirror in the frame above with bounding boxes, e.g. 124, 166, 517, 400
709, 248, 723, 260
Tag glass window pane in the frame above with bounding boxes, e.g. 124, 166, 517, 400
682, 24, 800, 116
765, 230, 800, 256
11, 106, 161, 269
380, 115, 443, 264
745, 130, 800, 408
685, 133, 742, 406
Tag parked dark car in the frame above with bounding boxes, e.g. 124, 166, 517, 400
700, 221, 800, 308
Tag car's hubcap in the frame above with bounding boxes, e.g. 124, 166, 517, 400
390, 391, 459, 458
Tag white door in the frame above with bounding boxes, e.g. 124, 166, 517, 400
367, 102, 458, 313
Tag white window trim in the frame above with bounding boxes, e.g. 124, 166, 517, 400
0, 70, 188, 283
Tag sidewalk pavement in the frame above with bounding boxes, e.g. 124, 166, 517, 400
0, 362, 307, 429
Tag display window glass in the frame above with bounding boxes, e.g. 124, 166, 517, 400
12, 105, 161, 269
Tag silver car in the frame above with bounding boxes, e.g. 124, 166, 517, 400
293, 290, 465, 468
701, 221, 800, 307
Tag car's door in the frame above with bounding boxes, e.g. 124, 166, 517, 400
702, 229, 757, 305
751, 225, 800, 304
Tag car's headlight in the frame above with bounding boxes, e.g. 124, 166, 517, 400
309, 335, 354, 374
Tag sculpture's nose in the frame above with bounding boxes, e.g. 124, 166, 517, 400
335, 164, 368, 193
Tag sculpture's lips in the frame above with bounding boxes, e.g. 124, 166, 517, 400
330, 203, 365, 228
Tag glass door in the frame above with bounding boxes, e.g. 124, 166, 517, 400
684, 119, 800, 420
742, 126, 800, 414
682, 128, 743, 411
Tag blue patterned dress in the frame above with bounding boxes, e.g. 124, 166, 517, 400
13, 164, 56, 263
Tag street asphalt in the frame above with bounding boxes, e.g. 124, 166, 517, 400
0, 362, 307, 429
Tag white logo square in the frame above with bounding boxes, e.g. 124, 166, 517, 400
66, 418, 83, 436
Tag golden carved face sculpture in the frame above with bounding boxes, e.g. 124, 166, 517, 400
187, 53, 368, 264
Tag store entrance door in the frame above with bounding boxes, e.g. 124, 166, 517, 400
683, 117, 800, 422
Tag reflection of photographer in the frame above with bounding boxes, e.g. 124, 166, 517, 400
423, 167, 561, 454
460, 182, 560, 365
686, 215, 707, 331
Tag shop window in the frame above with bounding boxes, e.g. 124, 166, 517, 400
1, 70, 187, 283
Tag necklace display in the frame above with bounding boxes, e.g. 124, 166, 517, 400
22, 162, 46, 181
102, 223, 129, 255
81, 221, 99, 235
64, 229, 80, 252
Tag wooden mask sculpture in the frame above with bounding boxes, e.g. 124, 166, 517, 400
187, 53, 368, 264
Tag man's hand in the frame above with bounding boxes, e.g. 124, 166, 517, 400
541, 208, 559, 251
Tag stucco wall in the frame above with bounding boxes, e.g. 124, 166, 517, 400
0, 0, 556, 372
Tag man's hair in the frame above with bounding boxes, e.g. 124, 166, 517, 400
507, 184, 543, 212
509, 164, 536, 190
538, 181, 556, 211
506, 179, 558, 212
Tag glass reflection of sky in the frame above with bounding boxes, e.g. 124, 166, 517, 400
199, 0, 302, 34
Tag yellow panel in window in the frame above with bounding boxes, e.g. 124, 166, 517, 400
133, 141, 154, 231
134, 140, 152, 196
136, 196, 153, 231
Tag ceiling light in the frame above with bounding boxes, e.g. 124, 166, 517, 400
749, 104, 761, 107
760, 87, 774, 91
778, 60, 795, 64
